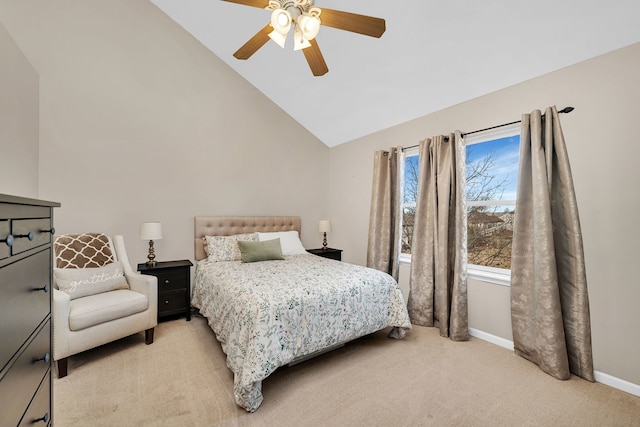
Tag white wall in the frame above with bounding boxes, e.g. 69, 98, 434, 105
0, 0, 330, 263
0, 22, 38, 197
329, 42, 640, 387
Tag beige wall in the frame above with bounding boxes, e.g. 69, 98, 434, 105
0, 22, 38, 197
329, 43, 640, 386
0, 0, 329, 262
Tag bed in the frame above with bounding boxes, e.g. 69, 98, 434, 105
191, 216, 411, 412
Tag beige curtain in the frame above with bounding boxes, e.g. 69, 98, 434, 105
366, 147, 403, 280
407, 133, 468, 341
511, 106, 595, 382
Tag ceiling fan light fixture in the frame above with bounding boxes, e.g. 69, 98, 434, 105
298, 9, 321, 40
268, 29, 288, 48
293, 26, 311, 51
270, 8, 292, 34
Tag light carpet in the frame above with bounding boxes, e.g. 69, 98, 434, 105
54, 315, 640, 426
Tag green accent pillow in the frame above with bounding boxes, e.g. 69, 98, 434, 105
238, 238, 284, 263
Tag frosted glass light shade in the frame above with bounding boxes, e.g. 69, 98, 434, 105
268, 30, 288, 48
270, 9, 292, 34
318, 220, 332, 233
298, 13, 320, 40
139, 222, 163, 240
293, 27, 311, 51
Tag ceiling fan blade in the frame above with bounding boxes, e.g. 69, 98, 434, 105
233, 24, 272, 60
221, 0, 269, 8
302, 39, 329, 76
320, 8, 386, 38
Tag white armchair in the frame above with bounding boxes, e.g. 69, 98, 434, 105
52, 233, 157, 378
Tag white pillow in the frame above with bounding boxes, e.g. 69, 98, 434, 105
257, 231, 307, 256
54, 261, 129, 300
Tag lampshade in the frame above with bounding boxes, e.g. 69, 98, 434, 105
318, 220, 332, 233
139, 222, 163, 240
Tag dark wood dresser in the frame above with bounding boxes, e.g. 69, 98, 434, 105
0, 194, 59, 427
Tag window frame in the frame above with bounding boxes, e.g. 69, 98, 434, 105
464, 123, 520, 286
399, 124, 520, 287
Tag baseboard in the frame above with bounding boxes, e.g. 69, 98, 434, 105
468, 328, 640, 398
468, 328, 514, 351
593, 371, 640, 397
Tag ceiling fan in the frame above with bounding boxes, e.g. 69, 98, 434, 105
222, 0, 386, 76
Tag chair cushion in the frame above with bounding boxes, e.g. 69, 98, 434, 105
68, 289, 149, 331
54, 233, 114, 268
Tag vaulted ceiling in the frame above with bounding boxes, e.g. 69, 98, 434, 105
150, 0, 640, 147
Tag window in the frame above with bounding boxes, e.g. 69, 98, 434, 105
400, 124, 520, 285
401, 147, 419, 256
465, 123, 520, 273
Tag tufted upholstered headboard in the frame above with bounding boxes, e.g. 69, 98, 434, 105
194, 216, 301, 261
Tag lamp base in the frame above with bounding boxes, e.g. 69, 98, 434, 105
146, 240, 157, 266
322, 233, 328, 251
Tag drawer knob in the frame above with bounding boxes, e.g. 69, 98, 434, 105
34, 413, 50, 424
14, 231, 34, 241
41, 227, 56, 235
0, 234, 12, 247
164, 300, 170, 305
34, 283, 50, 293
35, 353, 50, 363
165, 279, 170, 284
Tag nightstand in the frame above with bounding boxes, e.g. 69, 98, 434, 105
137, 260, 193, 321
307, 247, 342, 261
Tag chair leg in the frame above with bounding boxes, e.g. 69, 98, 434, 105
57, 358, 68, 378
145, 327, 155, 345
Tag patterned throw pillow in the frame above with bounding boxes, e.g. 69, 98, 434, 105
54, 233, 115, 268
54, 261, 129, 299
205, 232, 258, 262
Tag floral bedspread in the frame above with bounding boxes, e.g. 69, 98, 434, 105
191, 254, 411, 412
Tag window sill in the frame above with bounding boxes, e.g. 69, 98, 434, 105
467, 265, 511, 287
399, 255, 511, 287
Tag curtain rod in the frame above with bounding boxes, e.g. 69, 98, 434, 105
399, 106, 574, 151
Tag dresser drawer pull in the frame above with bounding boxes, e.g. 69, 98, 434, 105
164, 300, 170, 305
33, 283, 50, 293
41, 227, 55, 235
34, 413, 50, 424
164, 279, 170, 284
1, 234, 13, 247
34, 353, 50, 363
14, 231, 34, 241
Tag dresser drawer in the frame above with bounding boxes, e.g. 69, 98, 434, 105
19, 372, 51, 427
0, 320, 51, 427
0, 250, 51, 371
0, 220, 9, 260
155, 269, 188, 292
11, 218, 53, 255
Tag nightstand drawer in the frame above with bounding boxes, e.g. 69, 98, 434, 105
154, 270, 188, 292
159, 290, 187, 315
